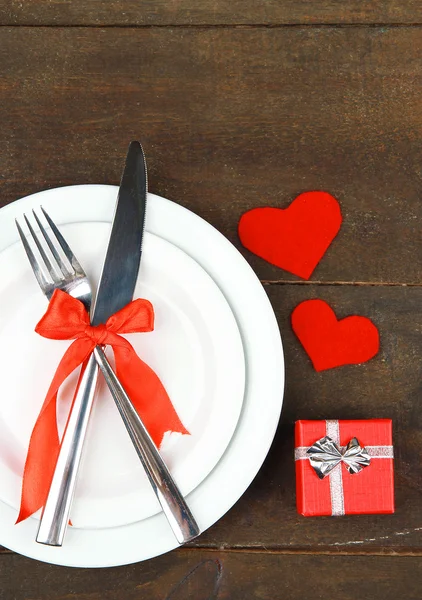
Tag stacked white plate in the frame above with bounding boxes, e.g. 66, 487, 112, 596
0, 185, 284, 567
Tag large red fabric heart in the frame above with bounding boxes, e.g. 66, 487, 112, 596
238, 191, 342, 279
291, 299, 379, 371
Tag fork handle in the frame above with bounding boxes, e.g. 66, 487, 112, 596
36, 347, 199, 547
36, 353, 99, 546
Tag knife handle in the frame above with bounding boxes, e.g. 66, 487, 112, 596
93, 346, 200, 544
36, 353, 99, 546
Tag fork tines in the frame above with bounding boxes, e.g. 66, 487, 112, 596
15, 208, 83, 292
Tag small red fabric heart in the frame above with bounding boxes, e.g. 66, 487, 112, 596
238, 191, 342, 279
291, 299, 379, 371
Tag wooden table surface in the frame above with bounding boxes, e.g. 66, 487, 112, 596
1, 2, 422, 598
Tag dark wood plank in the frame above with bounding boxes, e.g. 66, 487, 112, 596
0, 549, 421, 600
186, 284, 422, 551
0, 1, 422, 25
0, 27, 422, 283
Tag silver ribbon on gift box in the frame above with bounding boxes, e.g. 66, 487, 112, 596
294, 420, 394, 516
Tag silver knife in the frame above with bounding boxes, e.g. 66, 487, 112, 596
36, 142, 199, 546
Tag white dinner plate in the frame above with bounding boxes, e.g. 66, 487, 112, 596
0, 224, 245, 528
0, 185, 284, 567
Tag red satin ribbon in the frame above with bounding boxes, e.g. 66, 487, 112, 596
17, 289, 188, 524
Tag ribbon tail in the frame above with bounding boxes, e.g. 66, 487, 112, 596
16, 339, 94, 523
113, 345, 189, 447
16, 393, 60, 524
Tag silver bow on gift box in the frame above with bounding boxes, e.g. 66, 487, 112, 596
306, 436, 371, 479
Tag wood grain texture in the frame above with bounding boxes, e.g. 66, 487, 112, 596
0, 27, 422, 283
1, 1, 422, 25
1, 16, 422, 597
0, 550, 421, 600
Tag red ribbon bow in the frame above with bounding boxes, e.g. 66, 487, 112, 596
17, 289, 188, 524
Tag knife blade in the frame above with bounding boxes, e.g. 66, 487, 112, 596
92, 140, 147, 325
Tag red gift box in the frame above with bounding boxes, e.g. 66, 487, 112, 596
295, 419, 394, 516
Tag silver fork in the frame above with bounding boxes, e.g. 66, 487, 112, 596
16, 208, 200, 546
